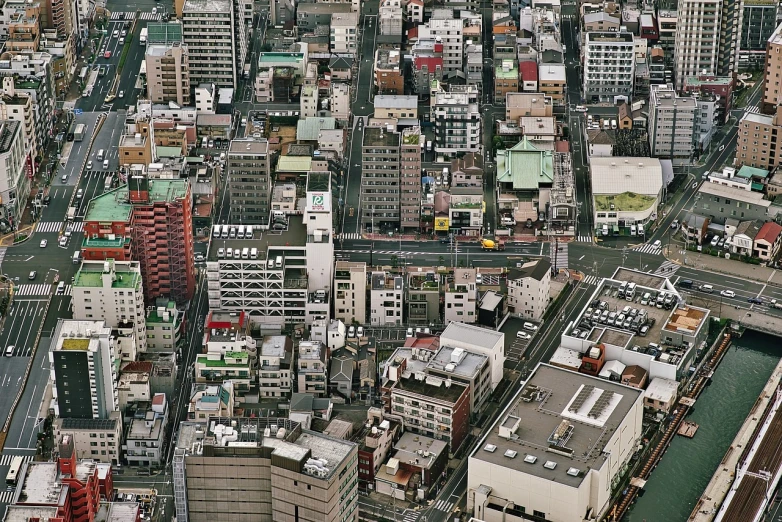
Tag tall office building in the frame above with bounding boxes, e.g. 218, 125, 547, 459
674, 0, 743, 90
740, 0, 779, 68
182, 0, 243, 88
761, 23, 782, 114
361, 125, 401, 232
400, 126, 422, 230
583, 32, 636, 102
417, 10, 463, 74
0, 119, 27, 229
145, 24, 191, 106
173, 418, 359, 522
72, 260, 147, 353
50, 320, 118, 419
83, 178, 195, 305
227, 138, 272, 225
648, 83, 698, 165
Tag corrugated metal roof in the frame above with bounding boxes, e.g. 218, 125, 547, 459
589, 157, 663, 196
440, 322, 503, 349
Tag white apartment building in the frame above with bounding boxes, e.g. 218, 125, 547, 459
334, 261, 367, 324
445, 269, 478, 324
370, 272, 404, 326
507, 258, 552, 321
673, 0, 742, 90
194, 83, 216, 114
259, 335, 293, 398
125, 394, 167, 467
50, 320, 119, 419
433, 85, 481, 158
648, 83, 697, 165
187, 382, 234, 422
417, 10, 463, 74
379, 0, 403, 37
297, 340, 328, 396
440, 322, 505, 391
330, 82, 351, 122
182, 0, 239, 88
53, 412, 123, 464
330, 13, 358, 56
206, 172, 333, 329
72, 260, 147, 353
583, 32, 635, 102
0, 120, 26, 227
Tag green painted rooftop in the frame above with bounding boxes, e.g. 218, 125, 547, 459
258, 52, 305, 66
737, 165, 770, 179
277, 155, 312, 172
82, 236, 130, 248
85, 179, 188, 223
147, 22, 183, 45
197, 353, 248, 367
496, 137, 554, 190
495, 63, 519, 79
146, 301, 178, 323
73, 261, 141, 289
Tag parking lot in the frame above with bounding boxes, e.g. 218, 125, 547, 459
500, 317, 540, 361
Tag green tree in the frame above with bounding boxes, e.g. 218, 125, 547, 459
492, 136, 505, 153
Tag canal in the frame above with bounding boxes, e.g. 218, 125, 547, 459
627, 331, 781, 521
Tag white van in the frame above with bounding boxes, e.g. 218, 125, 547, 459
103, 159, 109, 170
213, 225, 220, 238
56, 281, 66, 294
602, 224, 609, 236
250, 248, 258, 259
267, 258, 274, 269
229, 227, 237, 238
275, 256, 283, 268
237, 225, 245, 239
72, 250, 81, 264
221, 225, 229, 238
241, 247, 249, 259
97, 149, 105, 160
630, 225, 637, 236
638, 224, 645, 236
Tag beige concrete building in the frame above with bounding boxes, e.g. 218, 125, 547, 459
52, 412, 123, 465
505, 92, 553, 120
762, 23, 782, 114
444, 268, 478, 324
735, 106, 782, 170
538, 65, 566, 105
334, 261, 367, 324
373, 95, 418, 120
146, 43, 191, 106
173, 418, 359, 522
507, 258, 551, 321
182, 0, 240, 88
400, 126, 422, 230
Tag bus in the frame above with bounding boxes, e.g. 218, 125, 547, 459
6, 456, 23, 485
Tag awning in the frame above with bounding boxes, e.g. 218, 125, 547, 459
612, 225, 619, 233
752, 182, 764, 192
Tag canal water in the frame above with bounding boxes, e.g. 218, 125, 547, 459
626, 331, 781, 522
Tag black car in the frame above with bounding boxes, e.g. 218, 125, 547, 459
66, 132, 74, 141
748, 297, 763, 304
42, 195, 51, 205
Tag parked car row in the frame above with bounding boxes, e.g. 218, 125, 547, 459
577, 304, 656, 337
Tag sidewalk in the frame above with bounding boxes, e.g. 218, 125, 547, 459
665, 244, 782, 288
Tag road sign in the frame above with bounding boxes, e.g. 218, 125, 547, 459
74, 109, 83, 115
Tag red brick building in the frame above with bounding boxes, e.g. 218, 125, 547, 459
82, 176, 195, 304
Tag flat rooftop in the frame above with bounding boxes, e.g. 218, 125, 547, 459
4, 506, 60, 522
427, 345, 487, 379
363, 126, 400, 147
207, 217, 307, 261
392, 374, 467, 404
472, 364, 642, 487
128, 417, 163, 440
20, 462, 62, 504
74, 261, 140, 289
663, 306, 706, 334
85, 179, 188, 223
393, 432, 447, 469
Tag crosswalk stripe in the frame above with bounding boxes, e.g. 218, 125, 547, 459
139, 12, 161, 20
653, 261, 680, 276
36, 221, 83, 233
633, 243, 662, 255
577, 235, 592, 243
338, 233, 361, 240
434, 500, 454, 512
403, 511, 419, 522
582, 275, 600, 285
14, 284, 71, 296
0, 454, 33, 466
0, 490, 13, 504
746, 105, 759, 114
0, 247, 6, 265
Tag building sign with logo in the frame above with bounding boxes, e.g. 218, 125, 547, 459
435, 217, 449, 231
306, 192, 331, 212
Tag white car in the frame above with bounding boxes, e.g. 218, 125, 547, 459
670, 220, 679, 230
516, 331, 532, 340
523, 322, 537, 331
86, 161, 92, 170
348, 326, 356, 338
357, 326, 364, 337
406, 327, 414, 337
653, 240, 662, 248
719, 144, 726, 151
39, 239, 47, 248
720, 290, 736, 298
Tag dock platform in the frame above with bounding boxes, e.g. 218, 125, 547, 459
678, 421, 699, 438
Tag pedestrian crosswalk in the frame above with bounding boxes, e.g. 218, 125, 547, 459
576, 235, 593, 243
746, 105, 760, 114
36, 221, 83, 233
0, 247, 6, 266
338, 233, 362, 240
402, 511, 419, 522
15, 284, 71, 296
0, 454, 33, 466
551, 242, 568, 270
109, 11, 135, 20
653, 260, 680, 276
138, 12, 162, 20
633, 243, 662, 255
433, 500, 454, 512
581, 275, 601, 286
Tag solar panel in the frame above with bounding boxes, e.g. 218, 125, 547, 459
569, 384, 595, 413
588, 390, 613, 418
